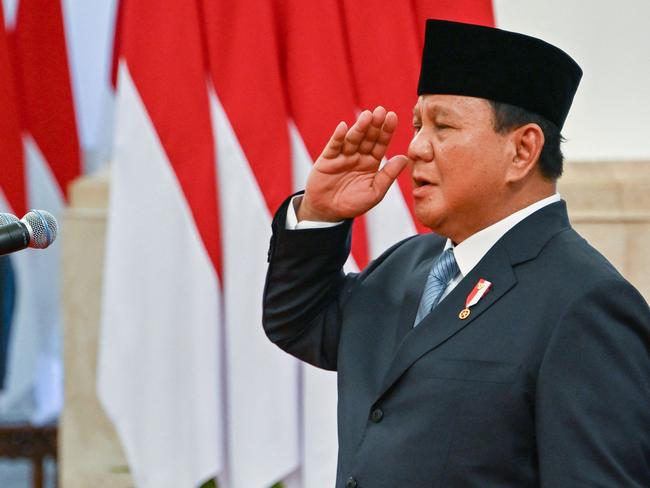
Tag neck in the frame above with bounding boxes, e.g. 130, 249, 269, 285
449, 182, 557, 243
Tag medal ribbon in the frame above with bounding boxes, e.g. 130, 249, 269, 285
459, 278, 493, 319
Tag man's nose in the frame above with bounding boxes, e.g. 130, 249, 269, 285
407, 130, 434, 162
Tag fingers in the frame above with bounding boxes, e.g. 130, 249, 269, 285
321, 107, 398, 162
320, 121, 349, 159
372, 155, 409, 201
371, 111, 398, 161
341, 110, 373, 155
358, 106, 387, 154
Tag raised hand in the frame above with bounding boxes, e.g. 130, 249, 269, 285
297, 106, 409, 222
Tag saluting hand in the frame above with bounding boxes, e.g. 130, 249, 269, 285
297, 106, 409, 222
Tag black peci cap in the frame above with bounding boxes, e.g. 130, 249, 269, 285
418, 20, 583, 129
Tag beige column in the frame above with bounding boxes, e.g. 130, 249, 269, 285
60, 169, 133, 487
560, 161, 650, 299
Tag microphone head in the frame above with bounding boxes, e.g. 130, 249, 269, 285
22, 210, 58, 249
0, 213, 19, 226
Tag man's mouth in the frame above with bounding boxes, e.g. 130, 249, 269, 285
412, 173, 436, 187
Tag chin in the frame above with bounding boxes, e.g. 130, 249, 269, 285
414, 201, 449, 235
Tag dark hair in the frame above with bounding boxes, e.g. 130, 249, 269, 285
489, 101, 565, 180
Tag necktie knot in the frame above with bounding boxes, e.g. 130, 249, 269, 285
414, 248, 460, 326
431, 248, 459, 285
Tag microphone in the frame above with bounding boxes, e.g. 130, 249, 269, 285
0, 210, 59, 256
0, 213, 19, 226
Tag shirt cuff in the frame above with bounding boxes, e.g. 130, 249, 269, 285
285, 195, 344, 230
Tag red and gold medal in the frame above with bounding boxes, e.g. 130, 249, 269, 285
459, 278, 492, 319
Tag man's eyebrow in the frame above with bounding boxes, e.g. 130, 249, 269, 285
425, 104, 453, 118
413, 103, 457, 122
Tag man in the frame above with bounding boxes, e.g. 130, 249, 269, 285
263, 20, 650, 487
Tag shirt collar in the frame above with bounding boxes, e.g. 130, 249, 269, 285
445, 193, 561, 277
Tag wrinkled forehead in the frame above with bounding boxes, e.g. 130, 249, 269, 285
412, 94, 492, 120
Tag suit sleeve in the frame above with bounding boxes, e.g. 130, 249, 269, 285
536, 278, 650, 487
262, 194, 355, 371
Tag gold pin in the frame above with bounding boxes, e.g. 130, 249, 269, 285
458, 308, 471, 320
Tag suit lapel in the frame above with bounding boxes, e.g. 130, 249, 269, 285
376, 200, 571, 401
378, 201, 570, 397
378, 244, 516, 399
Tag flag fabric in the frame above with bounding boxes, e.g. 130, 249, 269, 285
99, 1, 493, 487
0, 5, 23, 404
8, 0, 80, 198
201, 0, 300, 486
97, 0, 225, 487
276, 2, 381, 483
0, 0, 80, 424
61, 0, 120, 174
0, 4, 26, 218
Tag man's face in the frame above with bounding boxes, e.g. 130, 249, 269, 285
409, 94, 513, 241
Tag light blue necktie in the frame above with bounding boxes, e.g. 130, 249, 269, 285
413, 248, 460, 327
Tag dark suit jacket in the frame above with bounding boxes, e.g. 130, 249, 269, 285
263, 195, 650, 488
0, 256, 15, 390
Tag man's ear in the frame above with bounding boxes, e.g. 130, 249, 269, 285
506, 123, 544, 183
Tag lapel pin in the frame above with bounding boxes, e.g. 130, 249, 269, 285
459, 278, 493, 320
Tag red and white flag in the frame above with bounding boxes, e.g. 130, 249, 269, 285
201, 1, 301, 485
98, 1, 494, 487
97, 1, 225, 486
0, 5, 24, 219
0, 0, 80, 424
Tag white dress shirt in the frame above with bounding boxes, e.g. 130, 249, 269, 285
285, 195, 344, 230
286, 193, 561, 298
438, 193, 560, 300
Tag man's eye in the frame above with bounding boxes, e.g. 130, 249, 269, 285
413, 125, 422, 134
435, 123, 451, 130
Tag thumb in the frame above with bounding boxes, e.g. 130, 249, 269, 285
373, 155, 409, 200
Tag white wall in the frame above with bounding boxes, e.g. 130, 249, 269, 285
494, 0, 650, 161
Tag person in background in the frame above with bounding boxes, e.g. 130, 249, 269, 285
0, 256, 15, 391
